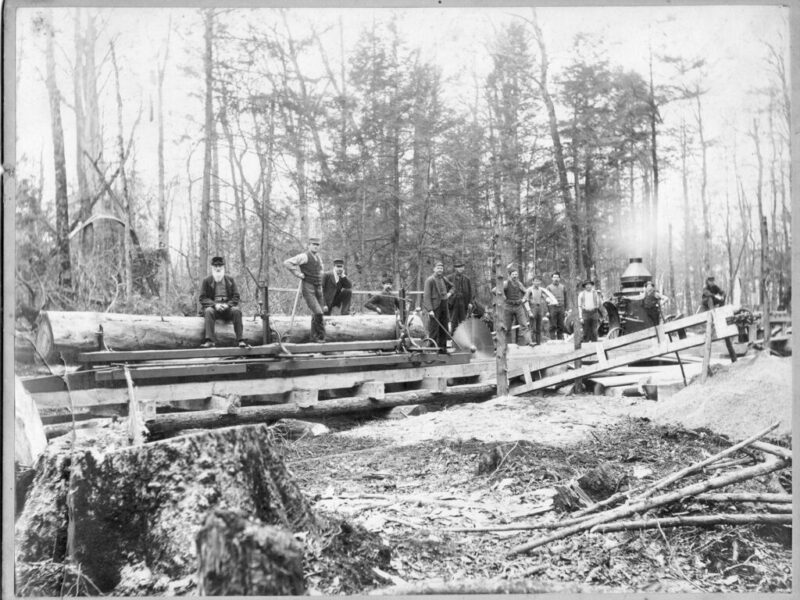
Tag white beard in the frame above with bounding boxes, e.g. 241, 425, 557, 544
212, 273, 224, 283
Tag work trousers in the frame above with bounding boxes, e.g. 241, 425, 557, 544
450, 298, 470, 333
528, 304, 546, 344
428, 304, 450, 352
581, 308, 600, 343
504, 302, 531, 345
548, 305, 567, 340
302, 280, 326, 342
204, 305, 244, 342
325, 288, 353, 316
644, 306, 661, 327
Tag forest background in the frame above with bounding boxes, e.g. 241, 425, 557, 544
9, 4, 791, 322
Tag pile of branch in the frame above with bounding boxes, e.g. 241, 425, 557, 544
507, 422, 791, 556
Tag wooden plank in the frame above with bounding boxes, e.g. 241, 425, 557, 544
95, 363, 249, 382
29, 358, 489, 410
701, 312, 714, 383
78, 339, 401, 363
509, 332, 724, 395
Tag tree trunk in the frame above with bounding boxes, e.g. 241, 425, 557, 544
491, 233, 508, 395
648, 49, 660, 272
696, 92, 711, 276
15, 425, 320, 595
199, 9, 214, 277
44, 11, 72, 291
148, 383, 496, 437
35, 311, 424, 363
751, 119, 769, 342
680, 119, 693, 314
157, 21, 171, 303
110, 41, 133, 301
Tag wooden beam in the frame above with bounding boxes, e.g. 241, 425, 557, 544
146, 383, 497, 437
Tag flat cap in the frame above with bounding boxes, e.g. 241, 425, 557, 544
211, 256, 225, 266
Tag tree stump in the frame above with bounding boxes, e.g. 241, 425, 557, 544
15, 424, 320, 594
196, 509, 305, 596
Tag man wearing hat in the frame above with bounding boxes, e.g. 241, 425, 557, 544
365, 277, 402, 314
284, 237, 326, 342
577, 279, 603, 343
524, 275, 556, 345
322, 258, 353, 316
701, 275, 726, 311
546, 271, 569, 340
448, 259, 474, 333
422, 261, 454, 352
503, 266, 532, 345
198, 256, 247, 348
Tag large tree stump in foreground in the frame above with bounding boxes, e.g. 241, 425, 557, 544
15, 424, 320, 595
35, 310, 424, 363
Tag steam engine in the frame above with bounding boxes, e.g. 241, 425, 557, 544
602, 258, 657, 338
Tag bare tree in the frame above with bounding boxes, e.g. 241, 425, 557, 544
199, 9, 215, 274
157, 17, 172, 301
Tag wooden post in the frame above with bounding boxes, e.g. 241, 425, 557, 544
492, 233, 508, 396
700, 311, 714, 383
124, 365, 147, 444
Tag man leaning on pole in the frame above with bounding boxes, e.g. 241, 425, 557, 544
283, 237, 326, 342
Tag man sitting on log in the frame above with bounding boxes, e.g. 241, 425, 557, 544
364, 277, 402, 315
322, 258, 353, 316
701, 275, 726, 311
284, 237, 326, 342
199, 256, 247, 348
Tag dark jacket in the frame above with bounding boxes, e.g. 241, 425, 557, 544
199, 275, 241, 309
365, 292, 401, 314
422, 274, 452, 312
322, 271, 352, 307
449, 273, 473, 309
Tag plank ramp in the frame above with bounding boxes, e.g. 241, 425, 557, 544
509, 306, 738, 396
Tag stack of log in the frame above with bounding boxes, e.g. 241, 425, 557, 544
507, 422, 791, 556
32, 310, 423, 364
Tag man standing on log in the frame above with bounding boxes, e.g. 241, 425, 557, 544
503, 266, 532, 346
364, 277, 402, 315
322, 258, 353, 316
546, 271, 569, 341
423, 261, 453, 353
284, 237, 326, 342
199, 256, 247, 348
448, 259, 473, 333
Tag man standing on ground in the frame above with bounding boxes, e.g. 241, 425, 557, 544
448, 259, 473, 333
322, 258, 353, 316
284, 237, 326, 342
199, 256, 247, 348
504, 266, 532, 346
577, 279, 602, 343
524, 275, 555, 345
365, 277, 402, 314
422, 261, 453, 353
546, 271, 568, 340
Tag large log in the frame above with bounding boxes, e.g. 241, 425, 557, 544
147, 383, 497, 437
35, 310, 424, 363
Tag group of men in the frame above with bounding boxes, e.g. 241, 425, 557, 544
199, 241, 726, 351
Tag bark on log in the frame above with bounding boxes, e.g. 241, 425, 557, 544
15, 424, 320, 594
370, 577, 608, 595
196, 509, 305, 595
35, 311, 424, 363
147, 383, 497, 437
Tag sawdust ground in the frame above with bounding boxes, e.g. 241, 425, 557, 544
337, 351, 791, 446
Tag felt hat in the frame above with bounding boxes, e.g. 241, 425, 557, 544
507, 264, 518, 274
382, 276, 393, 286
333, 258, 344, 266
211, 256, 225, 266
308, 236, 321, 244
454, 258, 465, 268
434, 260, 444, 267
583, 279, 594, 288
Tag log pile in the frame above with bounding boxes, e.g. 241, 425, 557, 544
507, 422, 791, 556
34, 310, 424, 363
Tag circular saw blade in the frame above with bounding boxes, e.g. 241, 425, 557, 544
453, 317, 494, 358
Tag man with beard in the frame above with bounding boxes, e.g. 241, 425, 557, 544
199, 256, 247, 348
546, 271, 569, 340
422, 261, 453, 353
448, 259, 473, 333
284, 237, 327, 342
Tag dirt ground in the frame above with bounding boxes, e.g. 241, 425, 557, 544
279, 350, 793, 594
